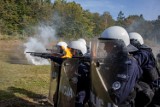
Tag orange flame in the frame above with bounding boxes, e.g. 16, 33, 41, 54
61, 47, 72, 58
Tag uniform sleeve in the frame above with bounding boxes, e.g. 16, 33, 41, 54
77, 62, 90, 91
133, 51, 148, 67
50, 56, 64, 65
108, 58, 143, 105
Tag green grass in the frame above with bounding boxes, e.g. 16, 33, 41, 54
0, 60, 56, 105
0, 40, 55, 106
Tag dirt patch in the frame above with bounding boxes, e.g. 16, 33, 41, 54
0, 40, 29, 64
0, 40, 54, 107
0, 40, 24, 51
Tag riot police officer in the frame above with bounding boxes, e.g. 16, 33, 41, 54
97, 26, 143, 107
129, 32, 160, 107
49, 40, 89, 107
51, 41, 68, 79
67, 40, 90, 107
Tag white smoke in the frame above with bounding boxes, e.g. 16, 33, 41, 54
24, 25, 57, 65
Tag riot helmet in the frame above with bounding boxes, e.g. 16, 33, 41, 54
90, 26, 131, 104
56, 41, 68, 49
129, 32, 144, 45
56, 41, 67, 54
98, 26, 131, 55
68, 40, 87, 56
78, 38, 87, 46
99, 26, 130, 46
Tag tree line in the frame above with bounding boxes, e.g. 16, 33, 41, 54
0, 0, 160, 43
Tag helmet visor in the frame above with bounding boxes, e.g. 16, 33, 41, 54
91, 39, 127, 59
90, 39, 129, 96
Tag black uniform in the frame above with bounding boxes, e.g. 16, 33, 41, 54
103, 51, 143, 107
130, 43, 160, 107
75, 60, 90, 107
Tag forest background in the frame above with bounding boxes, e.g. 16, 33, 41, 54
0, 0, 160, 43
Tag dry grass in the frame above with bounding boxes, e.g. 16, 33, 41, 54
0, 40, 55, 107
0, 39, 159, 107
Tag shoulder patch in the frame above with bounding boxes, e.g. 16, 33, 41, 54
112, 81, 121, 90
125, 60, 132, 64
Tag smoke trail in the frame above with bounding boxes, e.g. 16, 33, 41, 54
24, 25, 57, 65
126, 19, 160, 56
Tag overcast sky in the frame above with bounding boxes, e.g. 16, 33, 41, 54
51, 0, 160, 21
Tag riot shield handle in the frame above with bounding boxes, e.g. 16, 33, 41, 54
96, 61, 104, 67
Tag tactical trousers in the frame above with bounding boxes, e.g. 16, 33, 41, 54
75, 91, 86, 107
119, 90, 136, 107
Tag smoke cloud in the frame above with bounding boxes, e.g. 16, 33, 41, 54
24, 25, 57, 65
126, 19, 160, 56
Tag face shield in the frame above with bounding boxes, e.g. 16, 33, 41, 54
68, 48, 83, 57
90, 39, 129, 106
99, 39, 128, 82
56, 46, 63, 53
91, 39, 128, 59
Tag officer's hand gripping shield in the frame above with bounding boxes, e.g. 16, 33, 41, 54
90, 39, 128, 107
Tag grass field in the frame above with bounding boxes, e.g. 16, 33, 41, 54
0, 40, 55, 107
0, 39, 159, 107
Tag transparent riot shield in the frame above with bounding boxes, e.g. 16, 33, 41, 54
90, 39, 129, 107
48, 46, 63, 106
48, 61, 60, 105
57, 58, 79, 107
